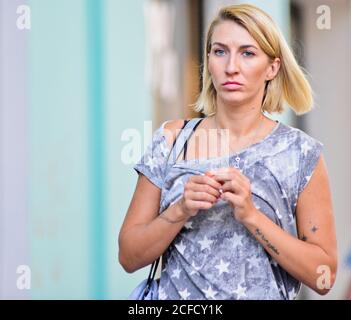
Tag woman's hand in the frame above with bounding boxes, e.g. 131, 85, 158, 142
208, 167, 257, 223
177, 174, 222, 218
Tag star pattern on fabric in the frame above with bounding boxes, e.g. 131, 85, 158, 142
215, 259, 230, 276
145, 156, 158, 172
158, 286, 168, 300
247, 255, 261, 269
228, 232, 243, 247
179, 288, 191, 300
171, 267, 181, 279
202, 285, 218, 299
207, 212, 224, 222
189, 261, 201, 276
184, 221, 193, 229
198, 236, 213, 251
232, 283, 247, 299
175, 240, 186, 255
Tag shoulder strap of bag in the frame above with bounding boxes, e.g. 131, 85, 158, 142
143, 257, 160, 299
143, 118, 204, 298
167, 118, 204, 165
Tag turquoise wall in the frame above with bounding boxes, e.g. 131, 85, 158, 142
27, 0, 150, 299
29, 0, 91, 299
104, 0, 152, 299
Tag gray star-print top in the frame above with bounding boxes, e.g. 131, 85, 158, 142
133, 118, 323, 300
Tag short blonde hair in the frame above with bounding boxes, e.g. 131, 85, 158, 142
193, 4, 313, 116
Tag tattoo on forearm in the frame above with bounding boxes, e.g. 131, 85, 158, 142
255, 228, 280, 255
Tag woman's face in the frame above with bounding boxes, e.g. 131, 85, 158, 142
208, 20, 280, 108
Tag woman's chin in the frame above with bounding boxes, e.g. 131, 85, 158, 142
219, 93, 246, 105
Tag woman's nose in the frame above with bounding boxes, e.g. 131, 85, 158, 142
225, 54, 240, 74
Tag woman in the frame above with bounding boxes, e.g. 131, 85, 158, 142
119, 4, 337, 300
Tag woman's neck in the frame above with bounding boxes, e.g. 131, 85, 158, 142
213, 100, 265, 139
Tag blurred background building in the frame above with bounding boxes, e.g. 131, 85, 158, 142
0, 0, 350, 299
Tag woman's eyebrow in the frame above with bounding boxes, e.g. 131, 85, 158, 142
212, 42, 258, 50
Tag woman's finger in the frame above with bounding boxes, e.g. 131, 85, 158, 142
188, 182, 221, 198
190, 174, 223, 190
212, 170, 248, 187
187, 190, 218, 204
221, 191, 241, 206
183, 199, 214, 215
221, 179, 246, 195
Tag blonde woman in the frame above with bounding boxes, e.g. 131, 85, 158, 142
119, 4, 337, 300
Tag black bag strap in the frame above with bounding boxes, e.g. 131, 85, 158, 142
142, 118, 204, 299
167, 118, 204, 165
171, 119, 189, 149
182, 118, 204, 160
143, 257, 160, 299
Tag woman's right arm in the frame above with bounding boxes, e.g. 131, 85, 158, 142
118, 173, 191, 273
118, 120, 221, 273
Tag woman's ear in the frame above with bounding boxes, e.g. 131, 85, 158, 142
266, 57, 281, 81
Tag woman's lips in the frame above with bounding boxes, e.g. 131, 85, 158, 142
222, 81, 243, 90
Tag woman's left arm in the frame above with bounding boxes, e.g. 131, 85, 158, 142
210, 154, 337, 295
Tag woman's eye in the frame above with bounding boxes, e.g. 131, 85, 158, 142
214, 49, 225, 56
242, 51, 255, 57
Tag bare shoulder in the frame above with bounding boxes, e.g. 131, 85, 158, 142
163, 119, 186, 148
